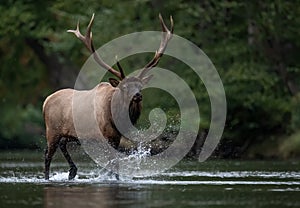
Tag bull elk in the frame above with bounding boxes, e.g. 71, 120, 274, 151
43, 14, 174, 180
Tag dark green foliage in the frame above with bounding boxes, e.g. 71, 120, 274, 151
0, 0, 299, 158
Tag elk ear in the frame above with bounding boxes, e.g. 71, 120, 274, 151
109, 78, 120, 87
141, 74, 153, 85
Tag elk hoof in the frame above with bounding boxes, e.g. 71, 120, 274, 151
68, 166, 77, 180
45, 171, 50, 180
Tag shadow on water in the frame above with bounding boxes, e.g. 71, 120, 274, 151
1, 151, 300, 208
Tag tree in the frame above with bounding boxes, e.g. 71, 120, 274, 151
0, 0, 299, 158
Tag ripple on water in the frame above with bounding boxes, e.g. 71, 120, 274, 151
1, 168, 300, 186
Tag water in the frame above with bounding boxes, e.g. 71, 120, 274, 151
0, 151, 300, 207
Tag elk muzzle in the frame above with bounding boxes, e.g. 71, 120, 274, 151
132, 92, 142, 103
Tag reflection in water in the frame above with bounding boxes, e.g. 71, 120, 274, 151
44, 184, 149, 208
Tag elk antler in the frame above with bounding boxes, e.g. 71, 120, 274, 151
67, 14, 125, 80
138, 13, 174, 79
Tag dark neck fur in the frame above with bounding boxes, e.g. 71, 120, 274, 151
129, 101, 142, 125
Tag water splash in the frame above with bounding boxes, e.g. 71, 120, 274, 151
117, 143, 152, 176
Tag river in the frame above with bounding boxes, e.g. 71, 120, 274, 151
0, 151, 299, 207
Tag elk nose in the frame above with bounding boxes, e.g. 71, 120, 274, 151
133, 92, 142, 102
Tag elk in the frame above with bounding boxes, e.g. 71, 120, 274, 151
43, 14, 173, 180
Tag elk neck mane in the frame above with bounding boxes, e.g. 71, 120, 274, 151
129, 100, 142, 125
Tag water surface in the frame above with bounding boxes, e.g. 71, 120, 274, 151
0, 151, 299, 207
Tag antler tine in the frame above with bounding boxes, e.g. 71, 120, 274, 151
68, 14, 123, 80
115, 56, 126, 79
138, 14, 174, 78
159, 13, 174, 34
85, 13, 95, 52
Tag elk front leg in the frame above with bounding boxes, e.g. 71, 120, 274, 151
59, 138, 77, 180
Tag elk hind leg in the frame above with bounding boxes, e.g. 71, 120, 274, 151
59, 138, 77, 180
45, 139, 59, 180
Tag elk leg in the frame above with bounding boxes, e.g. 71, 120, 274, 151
45, 141, 59, 180
114, 153, 120, 180
59, 138, 77, 180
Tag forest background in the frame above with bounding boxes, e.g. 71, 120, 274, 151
0, 0, 299, 159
